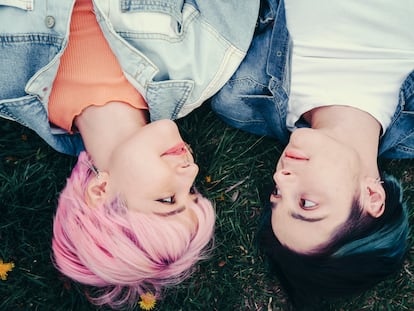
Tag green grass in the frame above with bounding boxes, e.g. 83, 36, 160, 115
0, 103, 413, 311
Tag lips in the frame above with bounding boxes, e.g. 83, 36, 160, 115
284, 148, 309, 160
162, 142, 187, 156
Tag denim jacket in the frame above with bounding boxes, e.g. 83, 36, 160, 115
211, 0, 414, 159
0, 0, 260, 155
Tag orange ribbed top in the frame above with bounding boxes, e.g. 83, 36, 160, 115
48, 0, 147, 132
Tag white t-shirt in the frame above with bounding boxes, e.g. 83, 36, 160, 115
285, 1, 414, 132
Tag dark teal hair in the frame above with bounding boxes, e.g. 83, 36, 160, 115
258, 174, 409, 308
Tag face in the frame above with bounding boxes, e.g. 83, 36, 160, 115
271, 128, 362, 253
107, 119, 199, 232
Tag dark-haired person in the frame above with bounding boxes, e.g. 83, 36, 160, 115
211, 0, 412, 308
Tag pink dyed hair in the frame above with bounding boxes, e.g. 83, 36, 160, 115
52, 151, 215, 309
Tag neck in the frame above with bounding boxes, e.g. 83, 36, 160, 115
74, 102, 149, 170
304, 106, 382, 178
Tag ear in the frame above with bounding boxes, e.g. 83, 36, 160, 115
363, 178, 386, 218
85, 171, 111, 207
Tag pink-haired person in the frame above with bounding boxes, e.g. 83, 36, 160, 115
0, 0, 260, 308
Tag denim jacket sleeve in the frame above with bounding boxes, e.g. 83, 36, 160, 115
211, 0, 291, 145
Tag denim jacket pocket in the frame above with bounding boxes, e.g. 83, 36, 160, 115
116, 0, 189, 38
146, 79, 194, 121
0, 0, 33, 10
0, 34, 60, 100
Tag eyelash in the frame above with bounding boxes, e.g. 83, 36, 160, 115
300, 198, 317, 209
272, 182, 317, 210
156, 185, 197, 204
271, 187, 281, 197
157, 196, 176, 204
189, 185, 196, 194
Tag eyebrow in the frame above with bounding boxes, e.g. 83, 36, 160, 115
153, 206, 186, 217
271, 202, 325, 223
290, 212, 325, 223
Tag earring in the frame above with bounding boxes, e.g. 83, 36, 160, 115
375, 177, 384, 184
82, 161, 100, 178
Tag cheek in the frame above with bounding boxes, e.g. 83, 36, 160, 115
271, 209, 304, 250
312, 155, 347, 181
125, 151, 165, 178
184, 208, 199, 235
271, 208, 286, 239
117, 160, 167, 201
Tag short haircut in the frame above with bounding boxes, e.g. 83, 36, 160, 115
257, 173, 409, 307
52, 151, 215, 309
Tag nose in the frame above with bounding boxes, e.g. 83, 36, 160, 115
176, 163, 199, 199
273, 169, 293, 184
280, 170, 292, 176
176, 161, 199, 179
175, 147, 198, 175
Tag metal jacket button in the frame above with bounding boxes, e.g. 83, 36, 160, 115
45, 16, 55, 28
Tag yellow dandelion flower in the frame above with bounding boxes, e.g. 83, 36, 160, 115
138, 292, 156, 310
0, 259, 15, 281
205, 175, 212, 183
